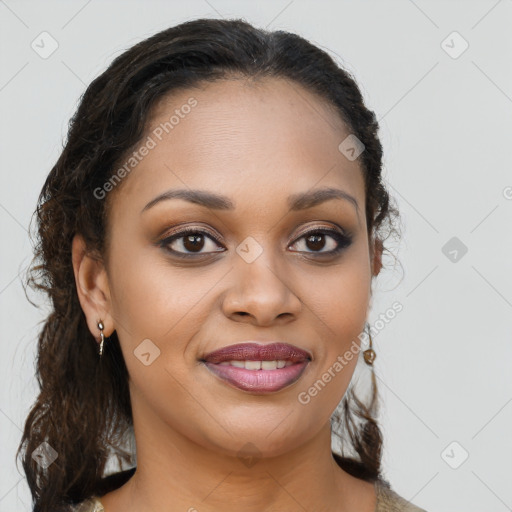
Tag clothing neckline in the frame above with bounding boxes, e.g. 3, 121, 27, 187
91, 477, 389, 512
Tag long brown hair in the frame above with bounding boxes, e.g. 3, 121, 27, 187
17, 18, 401, 512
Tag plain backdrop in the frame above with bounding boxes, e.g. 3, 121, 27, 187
1, 1, 511, 511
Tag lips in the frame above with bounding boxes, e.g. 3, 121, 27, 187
201, 342, 312, 393
202, 342, 312, 364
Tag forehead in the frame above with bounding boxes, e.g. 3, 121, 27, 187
107, 77, 365, 218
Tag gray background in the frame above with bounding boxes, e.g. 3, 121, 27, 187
1, 1, 511, 511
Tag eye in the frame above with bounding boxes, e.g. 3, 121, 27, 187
289, 228, 352, 256
160, 228, 224, 257
159, 225, 352, 259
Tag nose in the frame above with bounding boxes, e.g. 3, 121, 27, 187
221, 253, 302, 326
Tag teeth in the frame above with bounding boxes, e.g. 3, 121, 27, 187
245, 360, 261, 370
217, 360, 295, 370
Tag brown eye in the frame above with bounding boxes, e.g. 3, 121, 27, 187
289, 229, 352, 255
304, 233, 329, 252
182, 233, 206, 252
160, 228, 224, 257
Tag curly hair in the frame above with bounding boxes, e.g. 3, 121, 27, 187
17, 17, 401, 512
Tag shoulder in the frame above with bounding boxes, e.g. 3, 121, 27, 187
68, 496, 104, 512
374, 478, 428, 512
68, 467, 135, 512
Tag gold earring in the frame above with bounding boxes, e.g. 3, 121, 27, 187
363, 328, 376, 366
97, 321, 105, 357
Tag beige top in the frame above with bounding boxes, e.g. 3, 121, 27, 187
71, 479, 427, 511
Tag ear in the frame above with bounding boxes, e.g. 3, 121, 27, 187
371, 237, 383, 277
71, 234, 114, 344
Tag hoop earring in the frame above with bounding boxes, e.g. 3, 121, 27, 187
363, 326, 376, 366
97, 320, 105, 357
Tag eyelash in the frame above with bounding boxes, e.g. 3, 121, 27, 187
159, 226, 352, 259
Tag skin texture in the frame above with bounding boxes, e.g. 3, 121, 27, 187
72, 77, 383, 512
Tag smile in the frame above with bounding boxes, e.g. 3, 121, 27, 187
201, 342, 312, 393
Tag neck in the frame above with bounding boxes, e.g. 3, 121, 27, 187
102, 397, 375, 512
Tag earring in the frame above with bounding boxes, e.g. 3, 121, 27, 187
97, 320, 105, 357
363, 327, 376, 366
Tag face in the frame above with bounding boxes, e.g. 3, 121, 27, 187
79, 77, 380, 459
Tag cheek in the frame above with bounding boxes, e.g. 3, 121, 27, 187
297, 255, 371, 406
307, 253, 371, 341
108, 241, 214, 341
108, 248, 215, 434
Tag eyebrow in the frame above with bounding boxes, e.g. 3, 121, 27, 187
141, 186, 359, 215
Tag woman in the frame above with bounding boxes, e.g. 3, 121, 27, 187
18, 18, 427, 512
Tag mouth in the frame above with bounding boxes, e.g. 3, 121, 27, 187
200, 342, 312, 394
